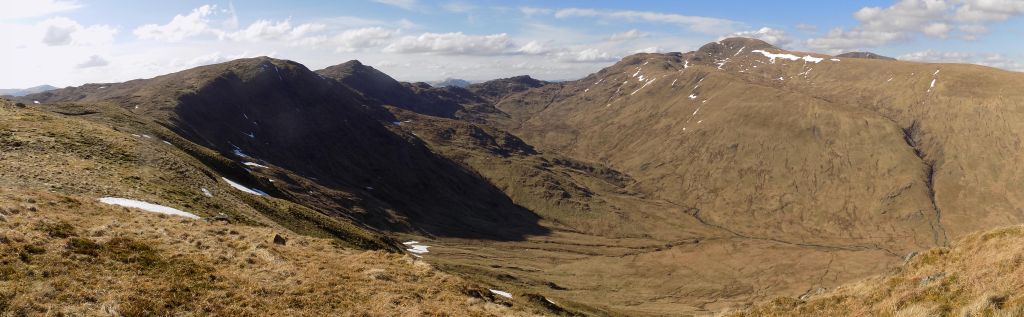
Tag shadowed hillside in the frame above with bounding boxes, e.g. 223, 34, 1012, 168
19, 58, 548, 241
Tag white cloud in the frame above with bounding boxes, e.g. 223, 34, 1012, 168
954, 0, 1024, 22
171, 51, 267, 69
76, 55, 109, 68
0, 0, 81, 20
809, 0, 1024, 51
134, 5, 218, 42
516, 41, 547, 55
808, 28, 904, 52
630, 46, 662, 54
922, 22, 952, 38
40, 17, 117, 46
225, 19, 326, 43
334, 27, 397, 52
384, 32, 514, 55
725, 27, 791, 46
899, 49, 1024, 71
373, 0, 418, 10
553, 8, 739, 34
520, 6, 553, 16
958, 24, 989, 40
607, 29, 646, 41
555, 48, 618, 63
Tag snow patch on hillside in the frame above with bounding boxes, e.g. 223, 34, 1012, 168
223, 177, 267, 196
802, 56, 823, 63
98, 197, 199, 219
231, 144, 250, 158
489, 289, 512, 299
631, 78, 656, 95
244, 162, 268, 168
403, 241, 431, 254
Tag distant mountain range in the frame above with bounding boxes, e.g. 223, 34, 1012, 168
429, 78, 472, 87
0, 84, 57, 96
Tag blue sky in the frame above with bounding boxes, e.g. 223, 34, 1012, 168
3, 0, 1024, 88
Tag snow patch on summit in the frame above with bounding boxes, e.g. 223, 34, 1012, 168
751, 50, 823, 64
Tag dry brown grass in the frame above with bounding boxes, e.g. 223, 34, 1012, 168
0, 190, 538, 316
723, 225, 1024, 317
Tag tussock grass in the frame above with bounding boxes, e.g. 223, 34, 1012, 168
723, 225, 1024, 316
0, 190, 538, 316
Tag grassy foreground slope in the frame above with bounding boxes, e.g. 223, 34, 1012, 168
0, 99, 541, 316
0, 190, 533, 316
726, 224, 1024, 317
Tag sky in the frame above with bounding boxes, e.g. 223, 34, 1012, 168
3, 0, 1024, 88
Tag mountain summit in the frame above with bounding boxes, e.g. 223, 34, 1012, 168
836, 51, 897, 60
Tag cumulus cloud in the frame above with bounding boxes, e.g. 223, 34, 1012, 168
225, 19, 326, 43
372, 0, 417, 10
954, 0, 1024, 22
553, 8, 740, 34
724, 27, 791, 46
334, 27, 397, 52
134, 5, 217, 42
554, 48, 618, 63
132, 5, 416, 51
516, 40, 548, 54
607, 29, 646, 41
76, 55, 109, 68
40, 17, 117, 46
899, 49, 1024, 71
630, 46, 662, 54
922, 22, 952, 38
808, 0, 1024, 51
0, 0, 81, 20
384, 32, 514, 55
171, 51, 268, 69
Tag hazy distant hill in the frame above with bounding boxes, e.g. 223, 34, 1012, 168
431, 78, 472, 87
0, 84, 57, 96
